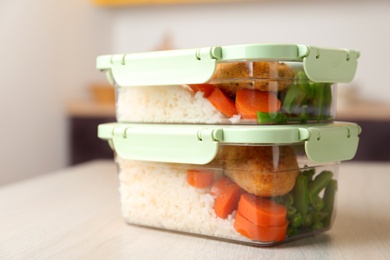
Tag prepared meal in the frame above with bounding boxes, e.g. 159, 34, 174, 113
96, 44, 359, 125
98, 122, 361, 246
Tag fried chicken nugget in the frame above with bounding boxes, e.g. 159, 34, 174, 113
222, 145, 299, 197
212, 61, 295, 95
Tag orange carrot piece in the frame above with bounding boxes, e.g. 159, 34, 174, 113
214, 183, 244, 219
235, 89, 281, 119
234, 211, 288, 242
189, 84, 215, 98
187, 169, 214, 188
207, 88, 238, 117
210, 177, 233, 197
237, 193, 287, 227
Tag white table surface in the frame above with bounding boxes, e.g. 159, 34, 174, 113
1, 160, 389, 260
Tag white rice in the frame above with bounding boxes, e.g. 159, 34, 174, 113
116, 157, 251, 242
116, 85, 238, 123
115, 85, 251, 241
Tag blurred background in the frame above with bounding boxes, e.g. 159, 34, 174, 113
1, 0, 389, 186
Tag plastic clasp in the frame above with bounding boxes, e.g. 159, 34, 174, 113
303, 46, 359, 83
108, 47, 220, 87
302, 124, 361, 163
111, 126, 221, 165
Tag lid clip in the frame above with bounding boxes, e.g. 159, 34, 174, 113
110, 126, 221, 165
303, 46, 359, 83
195, 47, 222, 61
302, 124, 361, 163
107, 47, 221, 87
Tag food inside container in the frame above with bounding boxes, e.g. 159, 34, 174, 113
96, 43, 360, 245
116, 66, 335, 125
116, 146, 338, 245
98, 122, 361, 246
97, 44, 359, 125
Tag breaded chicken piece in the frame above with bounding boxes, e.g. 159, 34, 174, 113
222, 145, 299, 197
211, 61, 295, 95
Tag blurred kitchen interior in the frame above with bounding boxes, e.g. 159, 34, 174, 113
1, 0, 389, 186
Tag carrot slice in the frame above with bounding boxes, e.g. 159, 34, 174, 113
187, 169, 214, 188
189, 84, 215, 98
237, 193, 287, 227
207, 88, 238, 117
214, 183, 244, 219
210, 177, 233, 197
235, 89, 281, 119
234, 211, 288, 242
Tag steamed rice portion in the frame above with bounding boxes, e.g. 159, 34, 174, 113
116, 157, 251, 242
115, 85, 248, 239
116, 85, 238, 123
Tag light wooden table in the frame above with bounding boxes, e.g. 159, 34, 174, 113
1, 160, 389, 259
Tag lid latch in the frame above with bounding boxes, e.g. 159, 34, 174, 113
301, 124, 361, 163
111, 126, 221, 165
303, 46, 360, 83
109, 47, 222, 87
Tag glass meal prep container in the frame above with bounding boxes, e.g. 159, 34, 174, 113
96, 43, 359, 125
98, 122, 361, 246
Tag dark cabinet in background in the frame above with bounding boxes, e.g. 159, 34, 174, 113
69, 116, 115, 165
345, 120, 390, 161
67, 101, 115, 165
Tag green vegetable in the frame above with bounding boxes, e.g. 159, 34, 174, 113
311, 195, 325, 211
277, 170, 337, 237
297, 72, 314, 101
287, 227, 298, 237
286, 205, 297, 218
272, 193, 293, 206
296, 70, 308, 80
280, 70, 333, 124
303, 214, 313, 227
323, 179, 338, 227
311, 221, 324, 230
257, 111, 287, 124
283, 193, 294, 206
308, 171, 333, 200
302, 168, 316, 182
311, 211, 329, 223
282, 84, 311, 115
290, 213, 304, 228
282, 84, 302, 114
298, 108, 309, 123
293, 175, 309, 217
311, 83, 332, 121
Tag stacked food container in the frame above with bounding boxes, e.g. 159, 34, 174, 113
96, 43, 361, 246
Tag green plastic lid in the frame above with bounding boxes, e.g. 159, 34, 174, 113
96, 43, 359, 87
98, 122, 361, 165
